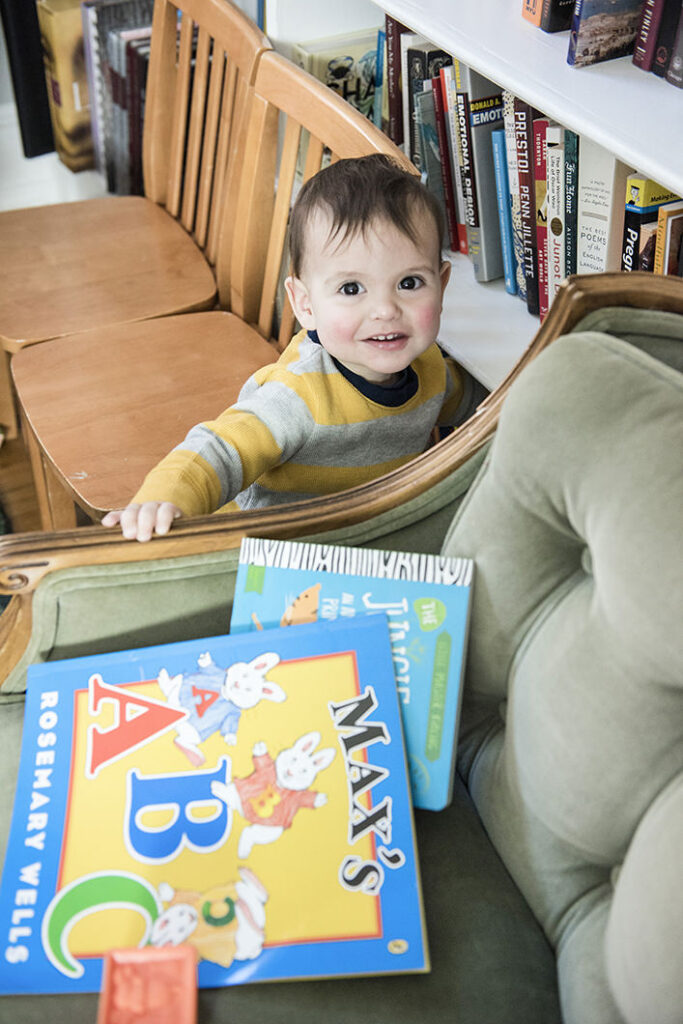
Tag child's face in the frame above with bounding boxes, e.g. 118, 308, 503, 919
285, 210, 450, 385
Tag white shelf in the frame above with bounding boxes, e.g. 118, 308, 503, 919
265, 0, 681, 387
376, 0, 683, 198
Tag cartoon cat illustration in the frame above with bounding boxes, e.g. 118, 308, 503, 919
158, 651, 286, 766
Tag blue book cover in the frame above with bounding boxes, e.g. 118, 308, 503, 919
492, 127, 518, 295
0, 616, 428, 995
231, 538, 474, 812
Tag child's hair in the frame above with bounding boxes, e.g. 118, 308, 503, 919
288, 153, 445, 277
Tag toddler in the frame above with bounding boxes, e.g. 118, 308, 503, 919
103, 154, 483, 541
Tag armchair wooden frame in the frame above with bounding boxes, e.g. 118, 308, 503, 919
3, 272, 681, 686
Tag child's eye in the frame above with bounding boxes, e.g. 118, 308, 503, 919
339, 281, 363, 296
398, 276, 423, 290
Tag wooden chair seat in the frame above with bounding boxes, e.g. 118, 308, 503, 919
0, 197, 216, 347
12, 312, 278, 523
0, 0, 271, 439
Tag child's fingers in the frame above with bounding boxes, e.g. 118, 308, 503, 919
154, 503, 182, 536
119, 503, 146, 540
101, 509, 123, 528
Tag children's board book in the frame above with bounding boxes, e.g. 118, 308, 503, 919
0, 616, 428, 995
231, 537, 475, 813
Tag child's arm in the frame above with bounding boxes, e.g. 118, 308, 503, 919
101, 502, 182, 542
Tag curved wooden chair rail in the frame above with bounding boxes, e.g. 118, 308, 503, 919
11, 50, 417, 533
3, 272, 681, 683
0, 0, 271, 439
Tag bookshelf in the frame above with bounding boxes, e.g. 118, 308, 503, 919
267, 0, 682, 389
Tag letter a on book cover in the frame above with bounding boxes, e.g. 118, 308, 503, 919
0, 617, 428, 995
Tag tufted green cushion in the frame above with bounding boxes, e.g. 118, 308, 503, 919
443, 330, 683, 1024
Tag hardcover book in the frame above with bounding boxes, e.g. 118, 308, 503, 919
230, 537, 475, 812
621, 175, 680, 272
81, 0, 154, 189
653, 200, 683, 273
522, 0, 543, 25
452, 58, 505, 282
0, 617, 428, 995
540, 0, 574, 32
502, 90, 527, 299
292, 28, 381, 121
36, 0, 94, 172
384, 14, 410, 145
403, 41, 451, 170
651, 0, 682, 75
514, 97, 541, 314
440, 64, 469, 254
665, 8, 683, 85
567, 0, 644, 68
576, 136, 632, 273
415, 85, 453, 248
545, 125, 566, 303
533, 116, 550, 320
563, 128, 580, 276
428, 77, 462, 252
491, 127, 518, 294
632, 0, 670, 69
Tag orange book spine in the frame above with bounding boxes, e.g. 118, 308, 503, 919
522, 0, 543, 26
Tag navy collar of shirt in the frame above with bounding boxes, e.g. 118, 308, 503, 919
307, 330, 418, 407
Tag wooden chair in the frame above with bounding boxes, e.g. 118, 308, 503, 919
0, 0, 271, 440
11, 49, 418, 530
3, 273, 682, 689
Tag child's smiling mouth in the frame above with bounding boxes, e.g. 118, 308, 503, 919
364, 332, 407, 348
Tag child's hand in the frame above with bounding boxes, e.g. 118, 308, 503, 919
101, 502, 182, 542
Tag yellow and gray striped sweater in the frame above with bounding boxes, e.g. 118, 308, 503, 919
133, 329, 479, 514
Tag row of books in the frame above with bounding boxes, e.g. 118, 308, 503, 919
297, 17, 681, 322
522, 0, 683, 84
81, 0, 155, 194
632, 0, 683, 86
0, 536, 474, 995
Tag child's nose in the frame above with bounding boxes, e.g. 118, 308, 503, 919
371, 294, 400, 319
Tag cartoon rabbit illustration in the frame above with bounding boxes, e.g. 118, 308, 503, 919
150, 867, 268, 967
157, 650, 286, 766
211, 731, 336, 859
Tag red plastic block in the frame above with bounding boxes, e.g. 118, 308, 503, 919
97, 945, 197, 1024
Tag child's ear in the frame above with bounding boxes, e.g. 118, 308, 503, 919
439, 259, 451, 302
285, 276, 315, 330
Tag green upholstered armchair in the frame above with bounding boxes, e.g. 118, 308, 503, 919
1, 274, 681, 1024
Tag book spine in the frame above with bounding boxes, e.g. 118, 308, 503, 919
454, 80, 479, 266
567, 0, 585, 65
568, 0, 643, 67
514, 98, 540, 315
406, 48, 428, 169
564, 129, 579, 275
540, 0, 574, 33
432, 75, 461, 252
653, 209, 668, 273
522, 0, 543, 25
503, 91, 527, 299
633, 0, 667, 70
441, 65, 468, 254
576, 136, 631, 274
533, 117, 549, 320
665, 9, 683, 86
545, 131, 565, 303
373, 29, 385, 129
491, 128, 518, 294
454, 59, 504, 282
385, 15, 405, 145
652, 0, 682, 75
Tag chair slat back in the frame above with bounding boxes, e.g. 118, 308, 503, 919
142, 0, 270, 266
216, 51, 416, 349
